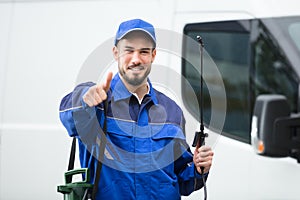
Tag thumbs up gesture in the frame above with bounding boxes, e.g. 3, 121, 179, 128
83, 72, 113, 107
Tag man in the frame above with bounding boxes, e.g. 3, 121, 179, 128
59, 18, 214, 200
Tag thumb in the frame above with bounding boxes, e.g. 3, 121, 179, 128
102, 72, 113, 92
193, 146, 199, 158
194, 142, 200, 152
193, 143, 201, 157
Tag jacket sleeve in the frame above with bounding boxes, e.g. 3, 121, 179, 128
59, 82, 97, 137
174, 141, 209, 196
59, 82, 108, 179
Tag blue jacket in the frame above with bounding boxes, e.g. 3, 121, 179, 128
59, 74, 207, 200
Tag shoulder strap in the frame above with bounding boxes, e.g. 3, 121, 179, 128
91, 100, 108, 199
66, 100, 108, 199
65, 137, 77, 184
68, 137, 77, 171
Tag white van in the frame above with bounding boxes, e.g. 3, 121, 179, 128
0, 0, 299, 199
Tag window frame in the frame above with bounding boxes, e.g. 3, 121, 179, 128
182, 19, 252, 143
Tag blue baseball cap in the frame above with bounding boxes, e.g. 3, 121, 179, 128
114, 19, 156, 47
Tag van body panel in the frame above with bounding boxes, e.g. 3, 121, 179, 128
0, 0, 299, 199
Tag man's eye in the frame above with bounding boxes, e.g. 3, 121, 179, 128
125, 49, 134, 53
141, 50, 150, 54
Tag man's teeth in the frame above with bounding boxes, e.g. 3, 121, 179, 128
130, 66, 143, 71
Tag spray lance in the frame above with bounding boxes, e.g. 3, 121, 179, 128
192, 36, 209, 200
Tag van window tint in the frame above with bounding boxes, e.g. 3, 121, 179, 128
182, 28, 251, 143
289, 23, 300, 51
182, 18, 300, 144
253, 21, 299, 112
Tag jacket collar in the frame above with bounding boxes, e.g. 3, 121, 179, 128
110, 73, 158, 105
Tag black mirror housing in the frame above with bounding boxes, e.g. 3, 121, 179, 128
251, 95, 290, 157
251, 94, 300, 162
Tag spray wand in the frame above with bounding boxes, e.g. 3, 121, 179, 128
192, 35, 209, 200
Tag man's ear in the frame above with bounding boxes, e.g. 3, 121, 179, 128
112, 46, 118, 60
151, 48, 157, 63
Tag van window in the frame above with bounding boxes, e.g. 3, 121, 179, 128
182, 18, 300, 144
253, 20, 299, 112
289, 23, 300, 51
182, 21, 251, 143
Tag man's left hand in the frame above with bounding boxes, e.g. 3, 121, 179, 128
193, 146, 214, 174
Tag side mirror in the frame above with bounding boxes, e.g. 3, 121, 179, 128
251, 94, 300, 162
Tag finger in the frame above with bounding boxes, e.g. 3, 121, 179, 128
194, 150, 213, 171
194, 147, 199, 155
197, 146, 212, 153
198, 150, 214, 158
93, 92, 102, 103
83, 95, 94, 107
196, 157, 213, 171
94, 84, 107, 102
83, 86, 102, 107
195, 149, 213, 163
199, 145, 211, 151
102, 72, 113, 92
198, 159, 213, 168
87, 96, 99, 107
197, 164, 211, 174
195, 146, 211, 160
98, 89, 108, 101
195, 155, 212, 168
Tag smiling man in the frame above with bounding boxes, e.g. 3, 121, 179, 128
59, 18, 214, 200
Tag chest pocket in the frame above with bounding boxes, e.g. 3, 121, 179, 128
150, 124, 186, 171
107, 118, 134, 152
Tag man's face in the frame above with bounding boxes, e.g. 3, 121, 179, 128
113, 31, 156, 87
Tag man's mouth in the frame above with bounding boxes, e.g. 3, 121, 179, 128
128, 65, 144, 71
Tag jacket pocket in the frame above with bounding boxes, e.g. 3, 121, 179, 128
107, 118, 134, 152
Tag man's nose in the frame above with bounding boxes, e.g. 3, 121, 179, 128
131, 51, 141, 65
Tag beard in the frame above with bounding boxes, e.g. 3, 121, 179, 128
119, 64, 151, 86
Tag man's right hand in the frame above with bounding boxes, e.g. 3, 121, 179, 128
82, 72, 113, 107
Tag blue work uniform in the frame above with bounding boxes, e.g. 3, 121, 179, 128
59, 74, 207, 200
